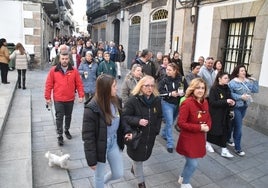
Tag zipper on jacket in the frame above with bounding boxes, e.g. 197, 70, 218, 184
145, 108, 151, 157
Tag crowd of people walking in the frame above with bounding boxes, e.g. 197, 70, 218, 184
5, 35, 254, 188
0, 34, 260, 188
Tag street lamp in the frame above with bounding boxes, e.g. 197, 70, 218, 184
178, 0, 197, 23
178, 0, 195, 8
177, 0, 199, 61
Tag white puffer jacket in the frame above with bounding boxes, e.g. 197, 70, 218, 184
10, 50, 30, 70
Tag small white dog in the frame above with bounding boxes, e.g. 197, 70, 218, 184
45, 151, 70, 169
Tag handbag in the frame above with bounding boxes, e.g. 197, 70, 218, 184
125, 98, 144, 149
125, 126, 143, 150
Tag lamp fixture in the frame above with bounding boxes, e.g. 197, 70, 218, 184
120, 10, 124, 21
178, 0, 197, 23
178, 0, 195, 8
190, 6, 196, 23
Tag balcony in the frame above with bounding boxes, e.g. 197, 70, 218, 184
63, 0, 73, 9
120, 0, 142, 6
87, 0, 120, 20
63, 14, 73, 25
86, 0, 106, 19
103, 0, 120, 13
60, 8, 73, 25
42, 0, 59, 21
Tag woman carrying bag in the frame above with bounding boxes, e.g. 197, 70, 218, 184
9, 43, 30, 89
123, 75, 162, 188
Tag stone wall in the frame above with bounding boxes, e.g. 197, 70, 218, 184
210, 0, 268, 135
23, 2, 42, 68
245, 86, 268, 136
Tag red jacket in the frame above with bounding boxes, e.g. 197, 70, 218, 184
176, 96, 211, 158
45, 64, 84, 102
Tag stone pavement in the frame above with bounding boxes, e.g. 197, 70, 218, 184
0, 70, 32, 188
0, 66, 268, 188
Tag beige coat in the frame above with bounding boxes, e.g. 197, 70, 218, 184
0, 46, 10, 64
10, 50, 30, 70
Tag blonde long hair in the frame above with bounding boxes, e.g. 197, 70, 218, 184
131, 75, 159, 96
185, 78, 207, 99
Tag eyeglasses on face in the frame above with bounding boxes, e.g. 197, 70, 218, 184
143, 84, 155, 88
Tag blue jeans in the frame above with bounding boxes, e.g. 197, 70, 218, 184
161, 100, 178, 148
181, 157, 198, 184
94, 134, 123, 188
228, 106, 247, 151
132, 161, 145, 183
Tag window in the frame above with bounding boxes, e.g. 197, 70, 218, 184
152, 9, 168, 21
149, 9, 168, 55
224, 18, 255, 73
131, 16, 141, 25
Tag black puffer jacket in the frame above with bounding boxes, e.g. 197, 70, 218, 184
208, 84, 234, 135
158, 75, 188, 105
122, 95, 162, 161
82, 98, 124, 166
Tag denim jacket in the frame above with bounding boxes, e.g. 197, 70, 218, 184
78, 60, 98, 93
228, 78, 259, 108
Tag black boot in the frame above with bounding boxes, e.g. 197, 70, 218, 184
22, 78, 26, 89
18, 71, 21, 88
57, 136, 64, 146
131, 165, 135, 175
65, 130, 72, 139
18, 79, 21, 89
138, 182, 146, 188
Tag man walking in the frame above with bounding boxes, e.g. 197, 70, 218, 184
198, 56, 216, 93
132, 49, 156, 78
45, 51, 84, 146
198, 56, 216, 153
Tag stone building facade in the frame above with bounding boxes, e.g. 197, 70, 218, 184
0, 2, 43, 66
194, 0, 268, 135
0, 0, 74, 68
87, 0, 268, 135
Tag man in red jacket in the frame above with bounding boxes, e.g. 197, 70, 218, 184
45, 50, 84, 146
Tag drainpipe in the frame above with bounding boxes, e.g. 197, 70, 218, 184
41, 6, 44, 70
169, 0, 176, 56
191, 0, 199, 62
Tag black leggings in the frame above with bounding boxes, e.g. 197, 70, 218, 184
17, 69, 27, 86
0, 62, 9, 83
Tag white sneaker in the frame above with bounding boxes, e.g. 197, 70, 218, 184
181, 183, 192, 188
227, 141, 235, 147
206, 142, 215, 152
235, 150, 245, 156
178, 176, 183, 184
221, 148, 234, 158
